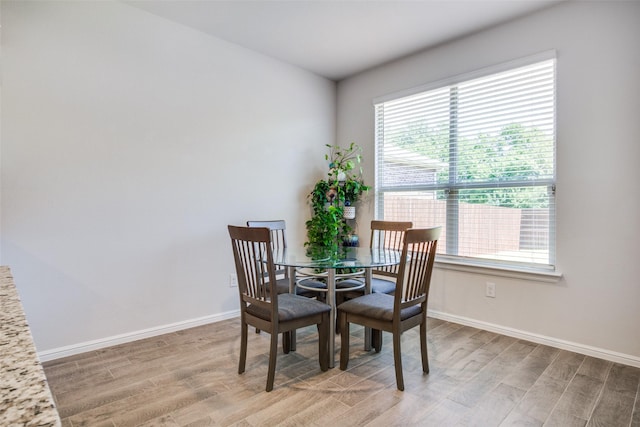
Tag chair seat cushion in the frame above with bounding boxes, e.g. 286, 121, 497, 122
247, 293, 330, 322
274, 277, 324, 297
296, 278, 328, 290
337, 277, 396, 294
274, 277, 291, 294
337, 293, 422, 322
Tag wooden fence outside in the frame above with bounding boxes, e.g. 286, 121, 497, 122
383, 196, 549, 258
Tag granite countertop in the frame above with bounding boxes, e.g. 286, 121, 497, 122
0, 266, 61, 427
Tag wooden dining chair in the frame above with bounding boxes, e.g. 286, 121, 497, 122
228, 225, 331, 392
336, 220, 413, 339
246, 220, 290, 293
338, 220, 413, 297
246, 220, 325, 299
337, 227, 441, 391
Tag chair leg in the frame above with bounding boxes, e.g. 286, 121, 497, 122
372, 329, 383, 352
317, 314, 329, 372
266, 331, 279, 392
420, 319, 429, 374
283, 332, 290, 354
239, 321, 248, 374
339, 312, 350, 370
392, 331, 404, 391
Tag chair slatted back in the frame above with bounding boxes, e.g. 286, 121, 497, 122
247, 220, 287, 277
395, 227, 441, 310
246, 220, 287, 251
370, 220, 413, 278
228, 226, 277, 314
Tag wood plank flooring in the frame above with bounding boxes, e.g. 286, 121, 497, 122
42, 318, 640, 427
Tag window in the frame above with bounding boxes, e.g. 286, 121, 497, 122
375, 53, 556, 271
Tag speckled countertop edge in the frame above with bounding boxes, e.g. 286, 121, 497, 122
1, 266, 62, 427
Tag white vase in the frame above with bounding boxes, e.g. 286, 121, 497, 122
343, 206, 356, 219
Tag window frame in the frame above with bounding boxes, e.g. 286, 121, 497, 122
373, 51, 560, 280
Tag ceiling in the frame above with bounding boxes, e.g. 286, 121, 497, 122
126, 0, 564, 81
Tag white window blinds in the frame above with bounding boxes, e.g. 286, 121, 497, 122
375, 56, 556, 270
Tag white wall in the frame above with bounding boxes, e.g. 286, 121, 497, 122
337, 1, 640, 364
1, 1, 335, 354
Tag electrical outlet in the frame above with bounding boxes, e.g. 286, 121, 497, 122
229, 274, 238, 287
486, 282, 496, 298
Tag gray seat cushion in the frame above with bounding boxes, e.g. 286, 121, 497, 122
274, 277, 292, 294
337, 293, 422, 322
337, 277, 396, 294
247, 293, 330, 322
273, 277, 324, 297
295, 278, 327, 290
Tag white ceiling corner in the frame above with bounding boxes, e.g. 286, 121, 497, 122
125, 0, 565, 81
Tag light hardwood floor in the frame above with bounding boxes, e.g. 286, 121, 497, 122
43, 317, 640, 427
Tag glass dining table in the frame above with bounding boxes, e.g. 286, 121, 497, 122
273, 245, 402, 368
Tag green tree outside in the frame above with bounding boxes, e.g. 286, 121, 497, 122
385, 121, 553, 209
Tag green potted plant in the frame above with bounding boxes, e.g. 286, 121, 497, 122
305, 180, 346, 254
305, 143, 370, 250
328, 142, 370, 219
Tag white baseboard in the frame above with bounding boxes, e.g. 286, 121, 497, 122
38, 310, 240, 362
428, 309, 640, 368
39, 308, 640, 369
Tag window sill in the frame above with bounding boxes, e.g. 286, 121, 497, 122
434, 257, 563, 283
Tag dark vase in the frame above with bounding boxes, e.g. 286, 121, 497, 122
342, 234, 359, 247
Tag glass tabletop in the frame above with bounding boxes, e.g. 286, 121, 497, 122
273, 246, 402, 269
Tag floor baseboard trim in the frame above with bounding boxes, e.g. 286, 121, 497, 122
38, 310, 241, 362
40, 308, 640, 369
428, 310, 640, 368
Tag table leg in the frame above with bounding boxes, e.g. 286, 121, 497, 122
364, 268, 372, 351
327, 268, 336, 368
288, 266, 297, 352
